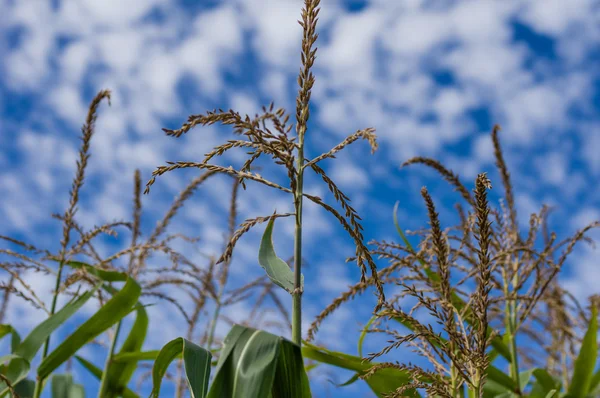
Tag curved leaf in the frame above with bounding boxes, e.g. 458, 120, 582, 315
101, 284, 149, 397
567, 304, 598, 397
75, 356, 137, 398
302, 340, 420, 398
0, 325, 21, 353
38, 277, 141, 379
150, 337, 211, 398
0, 354, 30, 396
1, 287, 100, 395
14, 379, 35, 398
258, 216, 303, 294
590, 368, 600, 394
16, 285, 100, 362
269, 334, 311, 398
486, 366, 517, 392
530, 368, 560, 397
358, 313, 378, 358
51, 374, 85, 398
207, 325, 311, 398
112, 351, 160, 363
207, 326, 279, 398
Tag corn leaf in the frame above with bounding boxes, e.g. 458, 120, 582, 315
358, 313, 378, 358
566, 304, 598, 397
149, 337, 211, 398
486, 366, 518, 392
268, 333, 311, 398
37, 277, 141, 379
75, 356, 137, 398
51, 374, 85, 398
0, 325, 21, 352
207, 325, 311, 398
13, 379, 35, 398
589, 368, 600, 394
529, 368, 561, 398
16, 286, 100, 362
0, 286, 101, 395
258, 216, 303, 294
0, 354, 29, 396
99, 283, 149, 397
302, 340, 420, 398
112, 351, 161, 363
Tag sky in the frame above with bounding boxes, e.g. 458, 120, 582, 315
1, 0, 600, 396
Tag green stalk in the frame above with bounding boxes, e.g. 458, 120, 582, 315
98, 320, 122, 398
292, 124, 306, 345
33, 259, 67, 398
206, 296, 223, 351
505, 271, 521, 395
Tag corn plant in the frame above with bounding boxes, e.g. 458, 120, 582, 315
143, 0, 388, 395
303, 126, 600, 397
0, 88, 284, 397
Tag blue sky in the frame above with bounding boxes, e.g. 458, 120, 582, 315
1, 0, 600, 396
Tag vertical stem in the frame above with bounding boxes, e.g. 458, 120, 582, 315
206, 303, 222, 350
506, 268, 521, 395
98, 320, 122, 398
33, 259, 67, 398
449, 361, 458, 398
292, 125, 305, 346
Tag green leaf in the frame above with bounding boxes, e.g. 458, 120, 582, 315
38, 277, 141, 380
16, 285, 101, 362
0, 354, 30, 396
392, 201, 512, 363
269, 335, 312, 398
206, 325, 279, 398
1, 287, 101, 395
75, 356, 137, 398
51, 374, 72, 398
258, 216, 303, 294
532, 368, 560, 394
589, 368, 600, 394
519, 369, 535, 390
483, 379, 512, 397
207, 325, 311, 398
14, 379, 35, 398
485, 366, 517, 393
358, 313, 378, 358
567, 304, 598, 397
336, 372, 361, 387
544, 390, 557, 398
302, 340, 420, 398
51, 374, 85, 398
150, 337, 211, 398
112, 351, 160, 363
101, 284, 149, 397
0, 325, 21, 352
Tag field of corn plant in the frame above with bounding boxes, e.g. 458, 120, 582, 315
1, 0, 599, 397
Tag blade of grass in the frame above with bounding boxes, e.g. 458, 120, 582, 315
302, 340, 421, 398
37, 277, 141, 380
149, 337, 211, 398
259, 216, 303, 294
566, 304, 598, 397
75, 356, 138, 398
